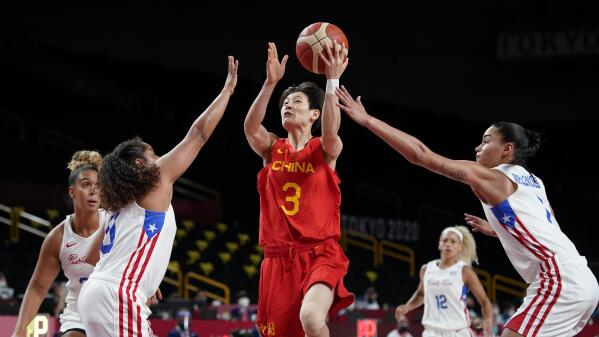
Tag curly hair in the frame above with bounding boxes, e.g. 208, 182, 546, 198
441, 225, 479, 266
67, 150, 102, 186
98, 137, 160, 212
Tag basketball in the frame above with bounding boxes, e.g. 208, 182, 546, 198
296, 22, 349, 74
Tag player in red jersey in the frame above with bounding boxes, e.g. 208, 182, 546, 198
243, 41, 354, 337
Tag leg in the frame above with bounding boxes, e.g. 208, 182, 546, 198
300, 283, 334, 337
79, 280, 119, 337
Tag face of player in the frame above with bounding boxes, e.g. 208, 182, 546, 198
142, 143, 159, 165
475, 126, 511, 168
438, 232, 462, 260
280, 92, 320, 131
69, 169, 99, 213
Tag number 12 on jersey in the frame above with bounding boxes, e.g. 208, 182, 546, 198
435, 294, 448, 309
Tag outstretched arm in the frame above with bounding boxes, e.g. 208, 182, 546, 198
463, 266, 494, 337
157, 56, 238, 183
11, 226, 62, 337
336, 86, 513, 205
395, 265, 426, 320
244, 42, 286, 161
319, 40, 348, 168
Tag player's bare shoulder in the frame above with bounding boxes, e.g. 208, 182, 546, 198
40, 220, 66, 255
47, 221, 65, 240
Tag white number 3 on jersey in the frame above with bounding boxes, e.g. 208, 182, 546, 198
101, 214, 118, 254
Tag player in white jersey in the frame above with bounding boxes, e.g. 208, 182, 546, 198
464, 161, 598, 337
334, 89, 599, 337
395, 226, 493, 337
78, 56, 238, 337
11, 151, 105, 337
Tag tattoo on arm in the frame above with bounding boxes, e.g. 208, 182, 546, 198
440, 162, 467, 181
451, 168, 466, 181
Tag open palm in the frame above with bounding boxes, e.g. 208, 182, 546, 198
266, 42, 288, 84
464, 213, 496, 237
335, 85, 371, 126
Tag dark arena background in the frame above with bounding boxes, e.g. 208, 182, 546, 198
1, 2, 598, 337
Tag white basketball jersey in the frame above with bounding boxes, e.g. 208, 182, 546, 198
481, 164, 581, 283
422, 260, 470, 331
58, 210, 108, 320
93, 202, 176, 301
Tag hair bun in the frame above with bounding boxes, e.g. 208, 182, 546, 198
67, 150, 102, 171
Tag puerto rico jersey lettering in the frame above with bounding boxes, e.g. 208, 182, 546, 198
58, 209, 108, 327
422, 260, 470, 331
481, 164, 581, 283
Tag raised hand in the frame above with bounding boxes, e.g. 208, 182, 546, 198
266, 42, 288, 85
223, 55, 239, 95
319, 40, 349, 79
464, 213, 497, 237
335, 85, 371, 126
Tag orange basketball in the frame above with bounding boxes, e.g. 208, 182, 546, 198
296, 22, 349, 74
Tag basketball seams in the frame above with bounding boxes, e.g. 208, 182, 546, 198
296, 22, 348, 74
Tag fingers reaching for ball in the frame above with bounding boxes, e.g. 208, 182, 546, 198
296, 22, 348, 74
319, 40, 349, 79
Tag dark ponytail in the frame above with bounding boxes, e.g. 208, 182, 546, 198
492, 122, 542, 168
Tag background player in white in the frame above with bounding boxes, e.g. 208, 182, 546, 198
78, 55, 238, 337
11, 150, 106, 337
395, 226, 493, 337
335, 85, 599, 337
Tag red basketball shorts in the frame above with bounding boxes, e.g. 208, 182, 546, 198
256, 239, 354, 337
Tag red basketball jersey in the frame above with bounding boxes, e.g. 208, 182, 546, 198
257, 137, 341, 245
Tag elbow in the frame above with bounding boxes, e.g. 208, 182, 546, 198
408, 143, 440, 170
243, 111, 259, 133
406, 148, 427, 166
190, 124, 209, 145
243, 120, 257, 136
29, 278, 48, 295
243, 122, 253, 135
408, 154, 424, 166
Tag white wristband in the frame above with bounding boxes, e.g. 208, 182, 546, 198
326, 79, 339, 94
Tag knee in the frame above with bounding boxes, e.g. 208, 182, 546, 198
300, 302, 326, 336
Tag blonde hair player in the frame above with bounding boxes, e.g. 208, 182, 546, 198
395, 226, 493, 337
11, 151, 107, 337
336, 85, 599, 337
